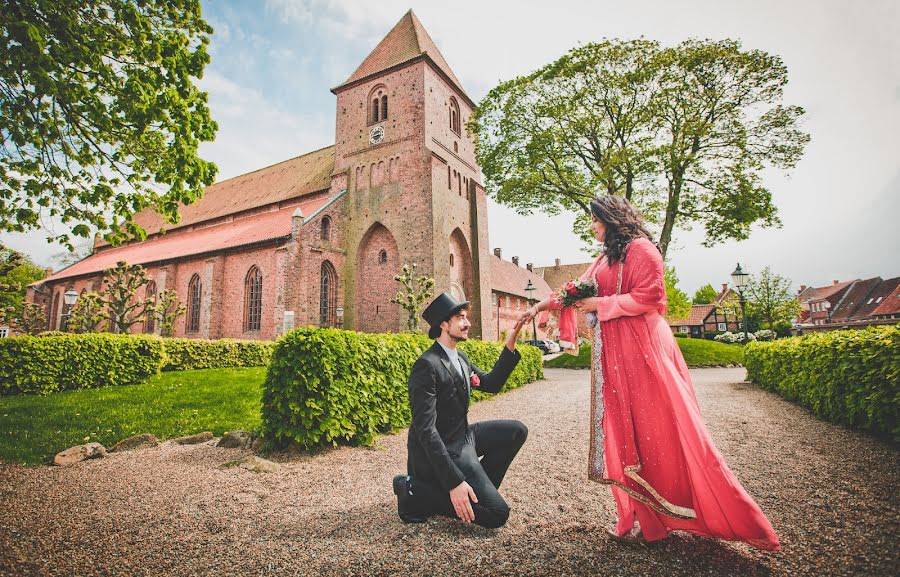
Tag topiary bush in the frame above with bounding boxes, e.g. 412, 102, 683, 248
745, 325, 899, 441
261, 327, 543, 449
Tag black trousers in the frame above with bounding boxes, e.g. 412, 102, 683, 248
409, 419, 528, 528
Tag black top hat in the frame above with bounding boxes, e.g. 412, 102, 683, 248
422, 292, 470, 339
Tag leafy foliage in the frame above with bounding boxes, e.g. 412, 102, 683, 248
102, 261, 152, 333
66, 290, 106, 333
0, 333, 274, 396
663, 265, 691, 321
0, 0, 218, 248
0, 243, 45, 319
390, 263, 435, 331
745, 266, 801, 330
470, 38, 809, 259
692, 283, 718, 304
261, 328, 543, 449
745, 326, 899, 441
152, 289, 185, 337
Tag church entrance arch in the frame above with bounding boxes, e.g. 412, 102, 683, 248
355, 222, 400, 333
448, 228, 474, 307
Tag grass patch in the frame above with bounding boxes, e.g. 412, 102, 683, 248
544, 337, 744, 369
0, 367, 266, 465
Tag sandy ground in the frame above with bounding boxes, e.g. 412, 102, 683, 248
0, 367, 897, 577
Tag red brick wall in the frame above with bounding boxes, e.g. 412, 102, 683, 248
355, 222, 401, 332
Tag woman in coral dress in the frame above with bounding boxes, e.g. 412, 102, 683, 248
522, 195, 780, 550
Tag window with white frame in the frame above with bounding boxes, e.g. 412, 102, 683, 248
718, 322, 727, 331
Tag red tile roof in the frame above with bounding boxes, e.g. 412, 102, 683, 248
667, 304, 715, 327
45, 194, 338, 282
104, 146, 335, 243
871, 281, 900, 317
828, 277, 882, 322
490, 257, 552, 300
333, 10, 467, 99
798, 281, 853, 304
861, 277, 900, 318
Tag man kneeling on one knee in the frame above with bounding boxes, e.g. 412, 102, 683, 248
393, 292, 529, 528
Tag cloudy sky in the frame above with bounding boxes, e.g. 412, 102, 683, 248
4, 0, 898, 295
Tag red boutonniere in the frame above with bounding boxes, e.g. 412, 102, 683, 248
470, 373, 480, 388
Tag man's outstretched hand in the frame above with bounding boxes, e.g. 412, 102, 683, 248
505, 315, 528, 352
450, 480, 478, 523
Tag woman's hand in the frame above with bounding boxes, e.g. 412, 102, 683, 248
574, 297, 599, 313
519, 305, 538, 324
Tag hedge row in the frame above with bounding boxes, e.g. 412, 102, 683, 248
744, 325, 899, 441
0, 333, 275, 396
261, 328, 543, 449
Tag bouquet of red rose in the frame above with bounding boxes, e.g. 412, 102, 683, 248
554, 277, 598, 308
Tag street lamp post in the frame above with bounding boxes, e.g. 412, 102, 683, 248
62, 288, 78, 332
524, 280, 537, 345
730, 263, 749, 345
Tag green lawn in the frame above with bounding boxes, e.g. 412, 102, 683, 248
544, 337, 744, 369
0, 367, 266, 465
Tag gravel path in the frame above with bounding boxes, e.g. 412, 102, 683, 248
1, 368, 897, 577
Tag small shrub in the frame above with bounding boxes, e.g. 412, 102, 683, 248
754, 329, 776, 341
673, 332, 689, 338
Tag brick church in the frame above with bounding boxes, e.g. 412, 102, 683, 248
29, 10, 552, 341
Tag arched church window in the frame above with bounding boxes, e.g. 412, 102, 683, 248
379, 250, 388, 264
449, 97, 461, 135
320, 261, 337, 326
187, 274, 201, 333
244, 267, 263, 332
144, 281, 157, 333
369, 85, 388, 125
321, 216, 331, 241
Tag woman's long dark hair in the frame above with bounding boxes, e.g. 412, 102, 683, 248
589, 195, 656, 264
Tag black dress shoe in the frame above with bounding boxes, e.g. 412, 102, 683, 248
392, 474, 427, 523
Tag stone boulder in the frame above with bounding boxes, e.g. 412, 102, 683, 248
238, 456, 281, 473
216, 430, 256, 449
172, 431, 214, 445
110, 433, 159, 453
53, 442, 107, 466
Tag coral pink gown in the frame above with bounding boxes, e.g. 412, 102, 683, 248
553, 238, 780, 550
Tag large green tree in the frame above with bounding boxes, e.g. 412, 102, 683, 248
470, 38, 809, 259
692, 283, 718, 304
0, 0, 218, 248
664, 265, 691, 321
0, 243, 45, 316
745, 266, 800, 330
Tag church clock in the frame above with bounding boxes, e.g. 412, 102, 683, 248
369, 125, 385, 145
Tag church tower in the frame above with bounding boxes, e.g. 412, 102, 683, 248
330, 10, 492, 337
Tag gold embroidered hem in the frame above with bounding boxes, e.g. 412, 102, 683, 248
587, 275, 696, 522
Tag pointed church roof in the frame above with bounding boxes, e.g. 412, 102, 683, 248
333, 10, 469, 102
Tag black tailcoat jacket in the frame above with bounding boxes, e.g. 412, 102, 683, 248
406, 341, 521, 492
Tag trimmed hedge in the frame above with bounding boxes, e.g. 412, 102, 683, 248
0, 333, 165, 396
744, 325, 899, 441
0, 333, 275, 396
261, 328, 543, 449
161, 338, 276, 371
